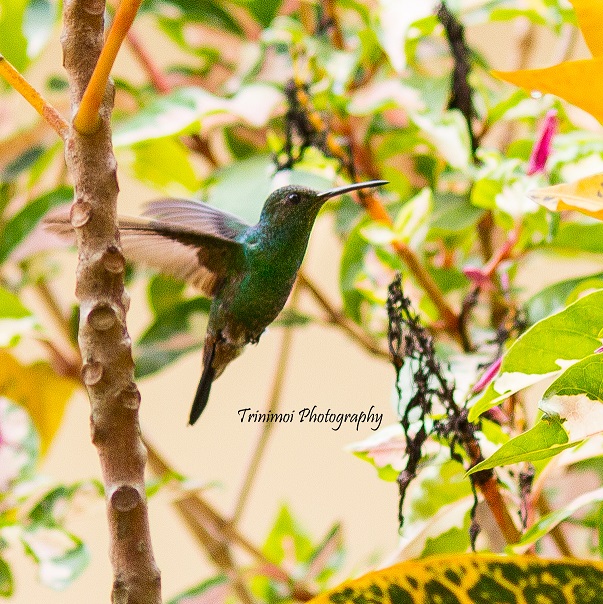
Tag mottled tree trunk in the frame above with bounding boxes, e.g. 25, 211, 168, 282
61, 0, 161, 601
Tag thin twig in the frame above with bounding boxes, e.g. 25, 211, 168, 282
298, 272, 389, 359
0, 55, 68, 139
231, 285, 300, 524
537, 497, 574, 557
126, 28, 171, 93
33, 281, 80, 358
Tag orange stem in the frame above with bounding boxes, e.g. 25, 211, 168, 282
0, 54, 68, 139
74, 0, 143, 133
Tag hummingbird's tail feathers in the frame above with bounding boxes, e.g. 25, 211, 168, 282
189, 339, 217, 425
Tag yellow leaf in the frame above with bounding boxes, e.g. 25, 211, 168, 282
528, 172, 603, 219
0, 350, 77, 455
492, 57, 603, 124
569, 0, 603, 57
310, 553, 603, 604
493, 1, 603, 123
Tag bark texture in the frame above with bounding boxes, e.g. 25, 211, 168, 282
61, 0, 161, 601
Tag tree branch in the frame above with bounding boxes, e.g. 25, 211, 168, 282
61, 0, 161, 601
298, 272, 389, 359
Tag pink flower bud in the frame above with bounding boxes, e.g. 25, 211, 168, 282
473, 356, 502, 393
527, 109, 557, 175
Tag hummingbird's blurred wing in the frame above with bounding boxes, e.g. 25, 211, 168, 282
44, 200, 248, 298
142, 199, 249, 240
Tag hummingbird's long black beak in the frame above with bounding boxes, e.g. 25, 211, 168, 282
316, 180, 388, 200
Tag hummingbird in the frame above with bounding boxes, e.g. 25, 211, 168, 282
46, 180, 387, 424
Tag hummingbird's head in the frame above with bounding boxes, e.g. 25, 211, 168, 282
259, 180, 388, 226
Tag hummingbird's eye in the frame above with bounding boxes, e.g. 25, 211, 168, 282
286, 192, 301, 204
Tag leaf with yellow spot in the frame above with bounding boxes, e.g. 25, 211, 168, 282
493, 1, 603, 123
310, 553, 603, 604
0, 350, 77, 455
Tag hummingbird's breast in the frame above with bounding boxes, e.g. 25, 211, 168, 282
224, 230, 307, 339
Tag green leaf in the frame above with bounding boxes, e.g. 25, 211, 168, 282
392, 188, 432, 250
46, 75, 68, 91
428, 266, 469, 294
550, 220, 603, 254
347, 425, 406, 482
0, 186, 73, 263
207, 155, 273, 224
120, 138, 200, 195
0, 0, 29, 70
224, 127, 259, 160
147, 274, 186, 317
235, 0, 282, 27
29, 484, 83, 526
305, 524, 344, 586
0, 556, 13, 597
138, 297, 210, 346
406, 458, 473, 525
263, 505, 313, 565
428, 192, 485, 238
376, 0, 437, 73
471, 178, 503, 210
487, 89, 532, 124
1, 145, 45, 181
524, 272, 603, 325
420, 512, 471, 558
340, 219, 371, 325
508, 487, 603, 553
469, 289, 603, 421
411, 110, 471, 170
135, 344, 200, 379
21, 529, 89, 590
151, 0, 243, 34
0, 286, 31, 319
0, 286, 35, 346
41, 540, 89, 590
539, 354, 603, 441
467, 416, 575, 475
489, 8, 548, 25
273, 308, 313, 327
207, 156, 332, 225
